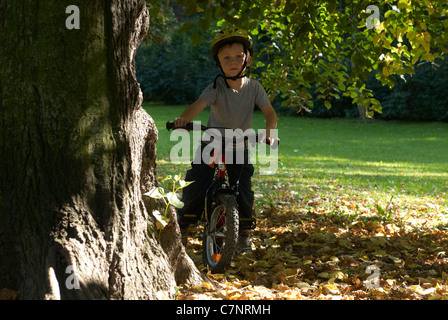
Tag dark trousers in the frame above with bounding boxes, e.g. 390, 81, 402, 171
177, 144, 254, 232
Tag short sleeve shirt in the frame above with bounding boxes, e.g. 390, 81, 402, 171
199, 77, 270, 131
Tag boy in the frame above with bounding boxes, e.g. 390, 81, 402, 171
174, 28, 278, 253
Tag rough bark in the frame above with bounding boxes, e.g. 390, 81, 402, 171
0, 0, 204, 300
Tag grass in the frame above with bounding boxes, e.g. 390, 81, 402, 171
144, 103, 448, 300
144, 103, 448, 218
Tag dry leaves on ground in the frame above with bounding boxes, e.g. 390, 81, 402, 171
179, 182, 448, 300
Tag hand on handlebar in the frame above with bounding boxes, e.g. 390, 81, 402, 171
258, 130, 280, 148
174, 117, 189, 128
265, 136, 281, 147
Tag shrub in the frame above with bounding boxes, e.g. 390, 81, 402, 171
136, 24, 216, 105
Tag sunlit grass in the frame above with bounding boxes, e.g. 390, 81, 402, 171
143, 103, 448, 229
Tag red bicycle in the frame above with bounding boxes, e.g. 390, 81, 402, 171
166, 121, 277, 273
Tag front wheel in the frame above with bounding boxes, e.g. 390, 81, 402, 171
202, 192, 239, 274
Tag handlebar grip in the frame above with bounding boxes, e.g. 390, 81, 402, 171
166, 121, 193, 130
255, 135, 280, 148
166, 121, 175, 131
166, 121, 191, 131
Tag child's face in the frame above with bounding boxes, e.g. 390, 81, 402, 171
217, 43, 252, 78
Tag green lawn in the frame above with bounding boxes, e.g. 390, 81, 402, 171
145, 103, 448, 223
144, 103, 448, 300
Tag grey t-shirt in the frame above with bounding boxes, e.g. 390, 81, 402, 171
200, 77, 270, 131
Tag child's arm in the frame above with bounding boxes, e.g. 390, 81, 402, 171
174, 98, 208, 127
260, 103, 278, 145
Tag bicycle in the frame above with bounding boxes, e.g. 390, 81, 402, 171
166, 121, 278, 273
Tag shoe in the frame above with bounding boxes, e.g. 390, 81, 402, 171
236, 233, 253, 254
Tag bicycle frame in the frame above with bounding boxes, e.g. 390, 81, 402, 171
204, 149, 238, 224
208, 149, 227, 179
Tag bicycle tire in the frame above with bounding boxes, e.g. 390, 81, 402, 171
202, 192, 239, 274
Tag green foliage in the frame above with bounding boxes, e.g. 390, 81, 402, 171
136, 15, 217, 104
144, 174, 193, 234
175, 0, 448, 116
144, 1, 177, 44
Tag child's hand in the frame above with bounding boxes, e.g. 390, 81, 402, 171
265, 136, 280, 148
174, 117, 189, 128
266, 137, 280, 147
260, 130, 280, 147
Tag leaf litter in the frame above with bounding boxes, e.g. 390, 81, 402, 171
178, 176, 448, 300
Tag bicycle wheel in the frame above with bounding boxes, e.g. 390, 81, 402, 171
202, 192, 239, 274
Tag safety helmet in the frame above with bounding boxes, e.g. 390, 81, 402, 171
211, 27, 254, 63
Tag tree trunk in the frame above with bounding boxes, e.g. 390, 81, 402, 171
0, 0, 204, 300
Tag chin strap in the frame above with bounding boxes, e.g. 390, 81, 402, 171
213, 72, 247, 89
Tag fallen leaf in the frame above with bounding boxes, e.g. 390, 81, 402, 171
321, 283, 339, 295
428, 293, 442, 300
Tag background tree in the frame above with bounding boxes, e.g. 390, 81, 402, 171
152, 0, 448, 116
0, 0, 204, 299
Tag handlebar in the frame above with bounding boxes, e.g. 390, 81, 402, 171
166, 121, 207, 132
166, 121, 279, 147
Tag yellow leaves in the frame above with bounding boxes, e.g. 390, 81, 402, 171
318, 271, 346, 282
421, 32, 432, 52
428, 293, 443, 300
321, 283, 339, 295
397, 0, 413, 13
424, 0, 434, 14
374, 4, 438, 76
178, 181, 448, 301
372, 33, 382, 45
392, 26, 409, 43
407, 285, 434, 296
420, 22, 427, 32
201, 281, 214, 291
276, 284, 303, 300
